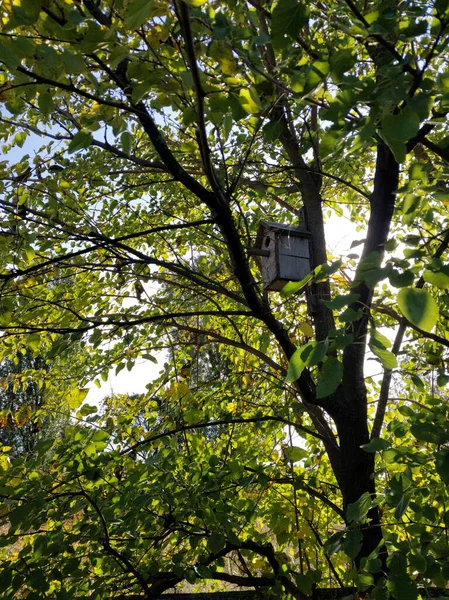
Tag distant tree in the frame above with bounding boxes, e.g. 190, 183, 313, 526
0, 350, 49, 457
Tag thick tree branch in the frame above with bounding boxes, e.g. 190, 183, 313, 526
275, 104, 336, 342
173, 322, 283, 372
80, 487, 151, 595
419, 136, 449, 163
122, 415, 326, 455
176, 0, 220, 192
342, 0, 418, 77
244, 467, 344, 518
82, 0, 112, 27
343, 142, 399, 384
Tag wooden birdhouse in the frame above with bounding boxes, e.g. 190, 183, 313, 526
253, 221, 311, 291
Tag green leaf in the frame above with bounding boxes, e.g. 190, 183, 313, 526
285, 348, 306, 383
394, 491, 412, 520
381, 108, 420, 143
397, 287, 439, 332
370, 328, 391, 349
301, 341, 328, 366
410, 374, 425, 390
38, 91, 54, 117
263, 119, 283, 142
280, 272, 314, 297
68, 130, 93, 154
411, 422, 449, 444
61, 52, 87, 75
271, 0, 309, 47
409, 552, 427, 573
284, 446, 307, 462
325, 531, 344, 555
10, 0, 41, 27
78, 404, 98, 417
121, 131, 132, 155
343, 529, 362, 559
338, 307, 363, 323
436, 450, 449, 484
423, 266, 449, 289
356, 572, 374, 591
10, 36, 35, 58
381, 136, 407, 163
0, 44, 20, 69
361, 437, 390, 452
0, 568, 12, 590
125, 0, 154, 29
285, 341, 328, 383
304, 60, 330, 94
208, 532, 225, 554
9, 502, 34, 531
329, 48, 356, 80
369, 329, 397, 369
371, 579, 389, 600
321, 293, 359, 310
437, 373, 449, 387
364, 557, 382, 574
363, 266, 392, 288
389, 269, 414, 288
316, 356, 343, 398
347, 492, 372, 522
387, 555, 417, 600
295, 570, 321, 595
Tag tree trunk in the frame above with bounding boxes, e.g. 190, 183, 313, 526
329, 394, 386, 569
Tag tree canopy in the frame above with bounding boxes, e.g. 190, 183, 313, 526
1, 0, 449, 598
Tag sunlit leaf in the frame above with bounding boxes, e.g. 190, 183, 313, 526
397, 288, 439, 332
423, 266, 449, 289
66, 388, 89, 410
238, 88, 262, 114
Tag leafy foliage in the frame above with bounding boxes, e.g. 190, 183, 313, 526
0, 350, 69, 458
0, 0, 449, 598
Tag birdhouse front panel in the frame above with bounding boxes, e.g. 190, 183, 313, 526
278, 235, 310, 283
255, 221, 311, 291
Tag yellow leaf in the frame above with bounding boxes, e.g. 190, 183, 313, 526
67, 388, 89, 410
333, 274, 347, 285
183, 0, 208, 5
219, 56, 237, 76
15, 404, 32, 427
239, 88, 262, 114
0, 455, 10, 471
176, 381, 189, 395
298, 322, 314, 337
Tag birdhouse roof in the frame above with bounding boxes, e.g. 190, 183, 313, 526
255, 221, 311, 248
